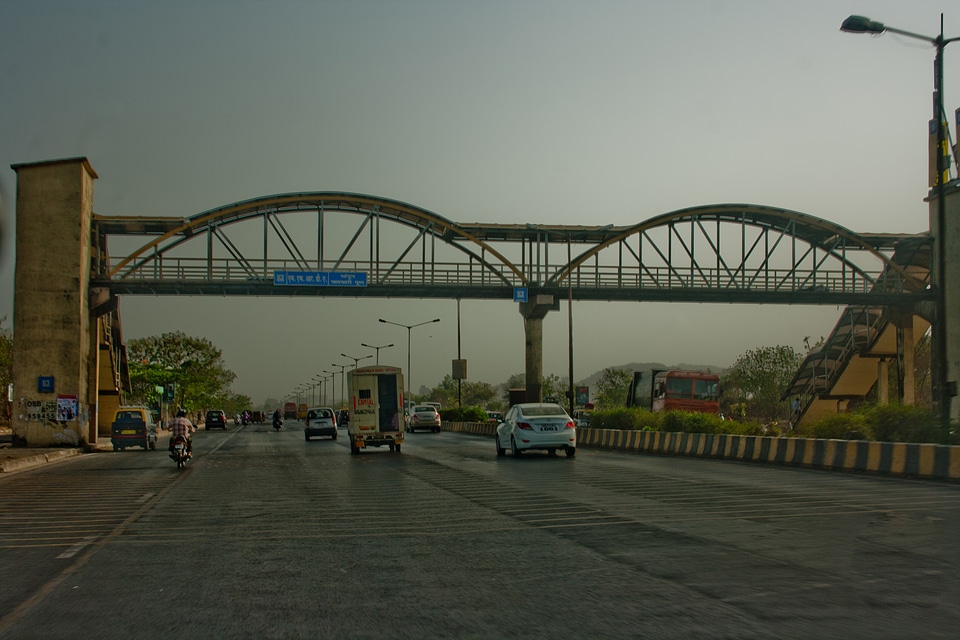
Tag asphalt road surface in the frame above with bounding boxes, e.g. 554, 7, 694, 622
1, 424, 958, 639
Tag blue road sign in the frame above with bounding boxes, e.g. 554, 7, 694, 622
38, 376, 54, 393
513, 287, 528, 302
273, 271, 368, 287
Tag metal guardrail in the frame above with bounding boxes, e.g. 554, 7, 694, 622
110, 257, 895, 295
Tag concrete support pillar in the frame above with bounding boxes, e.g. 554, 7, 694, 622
877, 359, 889, 405
519, 294, 558, 404
929, 178, 960, 423
11, 157, 98, 446
523, 315, 543, 403
902, 322, 915, 406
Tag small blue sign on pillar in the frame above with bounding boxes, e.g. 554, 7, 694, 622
513, 287, 528, 303
38, 376, 55, 393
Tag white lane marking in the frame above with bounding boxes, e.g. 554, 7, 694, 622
57, 536, 98, 559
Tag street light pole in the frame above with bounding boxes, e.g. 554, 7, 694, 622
323, 370, 336, 406
842, 14, 958, 427
332, 363, 349, 409
840, 13, 960, 428
360, 342, 394, 365
379, 317, 440, 407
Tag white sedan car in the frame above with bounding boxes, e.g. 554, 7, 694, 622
495, 403, 576, 457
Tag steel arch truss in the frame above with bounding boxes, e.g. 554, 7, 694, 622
92, 198, 930, 305
94, 193, 524, 297
541, 204, 929, 305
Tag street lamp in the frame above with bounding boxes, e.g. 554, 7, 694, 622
379, 317, 440, 407
361, 342, 394, 365
333, 362, 350, 409
841, 14, 959, 426
323, 370, 337, 406
341, 352, 373, 370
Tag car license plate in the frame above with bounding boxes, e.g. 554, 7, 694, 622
121, 429, 137, 434
540, 426, 557, 431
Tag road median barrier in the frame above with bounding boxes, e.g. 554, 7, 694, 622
443, 422, 960, 481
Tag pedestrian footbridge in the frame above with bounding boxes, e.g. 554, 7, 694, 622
9, 157, 940, 446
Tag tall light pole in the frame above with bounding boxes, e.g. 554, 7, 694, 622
842, 14, 958, 427
323, 370, 337, 406
333, 363, 350, 409
379, 317, 440, 406
361, 342, 394, 365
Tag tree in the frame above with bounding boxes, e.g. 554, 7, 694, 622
423, 375, 501, 409
541, 373, 565, 402
0, 317, 11, 424
722, 345, 802, 421
594, 367, 632, 409
127, 331, 237, 412
501, 373, 526, 406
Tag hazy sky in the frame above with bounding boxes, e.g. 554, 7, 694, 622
1, 1, 956, 404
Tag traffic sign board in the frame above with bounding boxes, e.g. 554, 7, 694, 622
274, 271, 368, 287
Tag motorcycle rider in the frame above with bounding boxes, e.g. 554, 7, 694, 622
167, 408, 196, 458
272, 408, 282, 430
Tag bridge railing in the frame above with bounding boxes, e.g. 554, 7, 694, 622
108, 257, 901, 293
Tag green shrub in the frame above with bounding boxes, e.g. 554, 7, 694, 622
440, 405, 487, 423
795, 413, 868, 440
592, 407, 661, 431
591, 407, 734, 434
860, 404, 943, 444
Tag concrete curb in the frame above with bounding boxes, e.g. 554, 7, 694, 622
0, 448, 83, 473
443, 422, 960, 481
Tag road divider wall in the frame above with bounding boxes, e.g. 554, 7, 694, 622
442, 422, 960, 481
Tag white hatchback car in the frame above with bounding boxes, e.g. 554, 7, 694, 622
496, 403, 576, 457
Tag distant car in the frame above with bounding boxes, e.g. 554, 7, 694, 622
304, 407, 338, 441
486, 410, 504, 424
495, 402, 576, 457
407, 405, 441, 433
205, 410, 227, 430
337, 410, 350, 427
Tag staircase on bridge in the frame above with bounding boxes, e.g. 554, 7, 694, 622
783, 236, 931, 426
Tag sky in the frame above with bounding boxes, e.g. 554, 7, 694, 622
1, 0, 957, 405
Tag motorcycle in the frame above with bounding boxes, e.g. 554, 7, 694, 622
273, 416, 283, 431
170, 435, 190, 468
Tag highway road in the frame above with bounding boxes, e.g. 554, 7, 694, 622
1, 424, 958, 639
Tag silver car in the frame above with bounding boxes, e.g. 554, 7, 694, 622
304, 407, 338, 441
495, 403, 576, 457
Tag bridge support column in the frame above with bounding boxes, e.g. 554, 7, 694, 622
877, 359, 889, 405
930, 178, 960, 424
519, 294, 559, 403
11, 157, 98, 447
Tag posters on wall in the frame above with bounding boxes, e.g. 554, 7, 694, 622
56, 394, 78, 421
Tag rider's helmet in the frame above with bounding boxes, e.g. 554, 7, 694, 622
176, 408, 187, 418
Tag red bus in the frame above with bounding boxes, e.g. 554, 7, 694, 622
650, 370, 721, 414
283, 402, 297, 420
